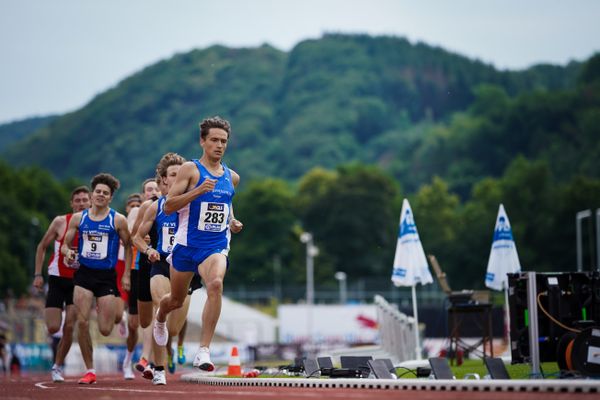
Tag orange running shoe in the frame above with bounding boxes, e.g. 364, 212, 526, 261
78, 371, 97, 384
135, 357, 148, 373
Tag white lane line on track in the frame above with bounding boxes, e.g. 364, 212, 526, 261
203, 392, 389, 398
79, 387, 188, 394
35, 381, 55, 389
80, 387, 390, 398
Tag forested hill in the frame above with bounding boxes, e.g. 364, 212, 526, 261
1, 34, 586, 199
0, 115, 57, 152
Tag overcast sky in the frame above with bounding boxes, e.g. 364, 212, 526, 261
1, 0, 599, 124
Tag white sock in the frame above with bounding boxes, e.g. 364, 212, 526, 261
87, 368, 96, 375
124, 351, 133, 365
156, 307, 164, 323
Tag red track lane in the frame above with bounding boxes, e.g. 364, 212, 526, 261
1, 372, 598, 400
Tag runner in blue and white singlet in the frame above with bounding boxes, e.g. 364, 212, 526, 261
174, 159, 235, 255
61, 173, 133, 384
154, 116, 243, 373
78, 208, 121, 270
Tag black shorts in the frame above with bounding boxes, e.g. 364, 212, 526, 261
137, 261, 152, 302
45, 275, 74, 308
189, 274, 203, 294
114, 279, 121, 298
74, 264, 117, 298
150, 259, 203, 295
150, 259, 170, 279
128, 269, 139, 315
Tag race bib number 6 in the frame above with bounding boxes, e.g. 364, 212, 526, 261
162, 226, 176, 253
198, 202, 229, 232
82, 233, 108, 260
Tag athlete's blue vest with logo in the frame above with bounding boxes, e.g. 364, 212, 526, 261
156, 196, 178, 256
78, 208, 120, 269
174, 160, 235, 250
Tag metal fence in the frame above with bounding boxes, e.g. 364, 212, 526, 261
374, 294, 417, 364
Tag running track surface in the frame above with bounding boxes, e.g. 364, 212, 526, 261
2, 372, 598, 400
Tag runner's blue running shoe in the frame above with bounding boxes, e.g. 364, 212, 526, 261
168, 349, 176, 374
177, 346, 186, 365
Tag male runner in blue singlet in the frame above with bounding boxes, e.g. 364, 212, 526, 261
62, 173, 133, 384
153, 116, 243, 371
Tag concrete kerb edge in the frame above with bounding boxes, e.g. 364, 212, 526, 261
180, 374, 600, 393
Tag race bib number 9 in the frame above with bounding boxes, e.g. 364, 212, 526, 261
82, 233, 108, 260
162, 226, 176, 253
198, 202, 229, 232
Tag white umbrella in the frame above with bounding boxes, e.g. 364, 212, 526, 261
485, 204, 521, 343
485, 204, 521, 291
391, 198, 432, 360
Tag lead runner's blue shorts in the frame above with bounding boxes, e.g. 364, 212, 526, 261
170, 244, 229, 272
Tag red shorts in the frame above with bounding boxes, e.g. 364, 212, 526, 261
115, 259, 129, 303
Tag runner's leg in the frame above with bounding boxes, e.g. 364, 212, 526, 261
73, 286, 94, 370
54, 304, 76, 366
97, 294, 117, 336
197, 254, 227, 347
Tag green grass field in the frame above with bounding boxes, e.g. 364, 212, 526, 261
243, 358, 560, 380
397, 359, 560, 379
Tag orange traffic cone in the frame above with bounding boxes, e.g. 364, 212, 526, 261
227, 346, 242, 376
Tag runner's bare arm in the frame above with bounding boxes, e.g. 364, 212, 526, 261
231, 169, 240, 188
133, 201, 160, 263
127, 206, 139, 231
131, 199, 152, 240
229, 169, 243, 233
115, 213, 132, 291
33, 216, 64, 289
229, 204, 243, 233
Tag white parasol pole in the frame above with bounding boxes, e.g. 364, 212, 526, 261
411, 284, 422, 360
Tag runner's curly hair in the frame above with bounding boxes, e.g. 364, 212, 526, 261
90, 173, 120, 195
200, 116, 231, 139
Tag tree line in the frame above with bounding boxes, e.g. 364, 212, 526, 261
2, 156, 599, 300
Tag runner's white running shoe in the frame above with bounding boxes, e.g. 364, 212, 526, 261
51, 366, 65, 382
152, 369, 166, 385
123, 362, 134, 380
193, 346, 215, 371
